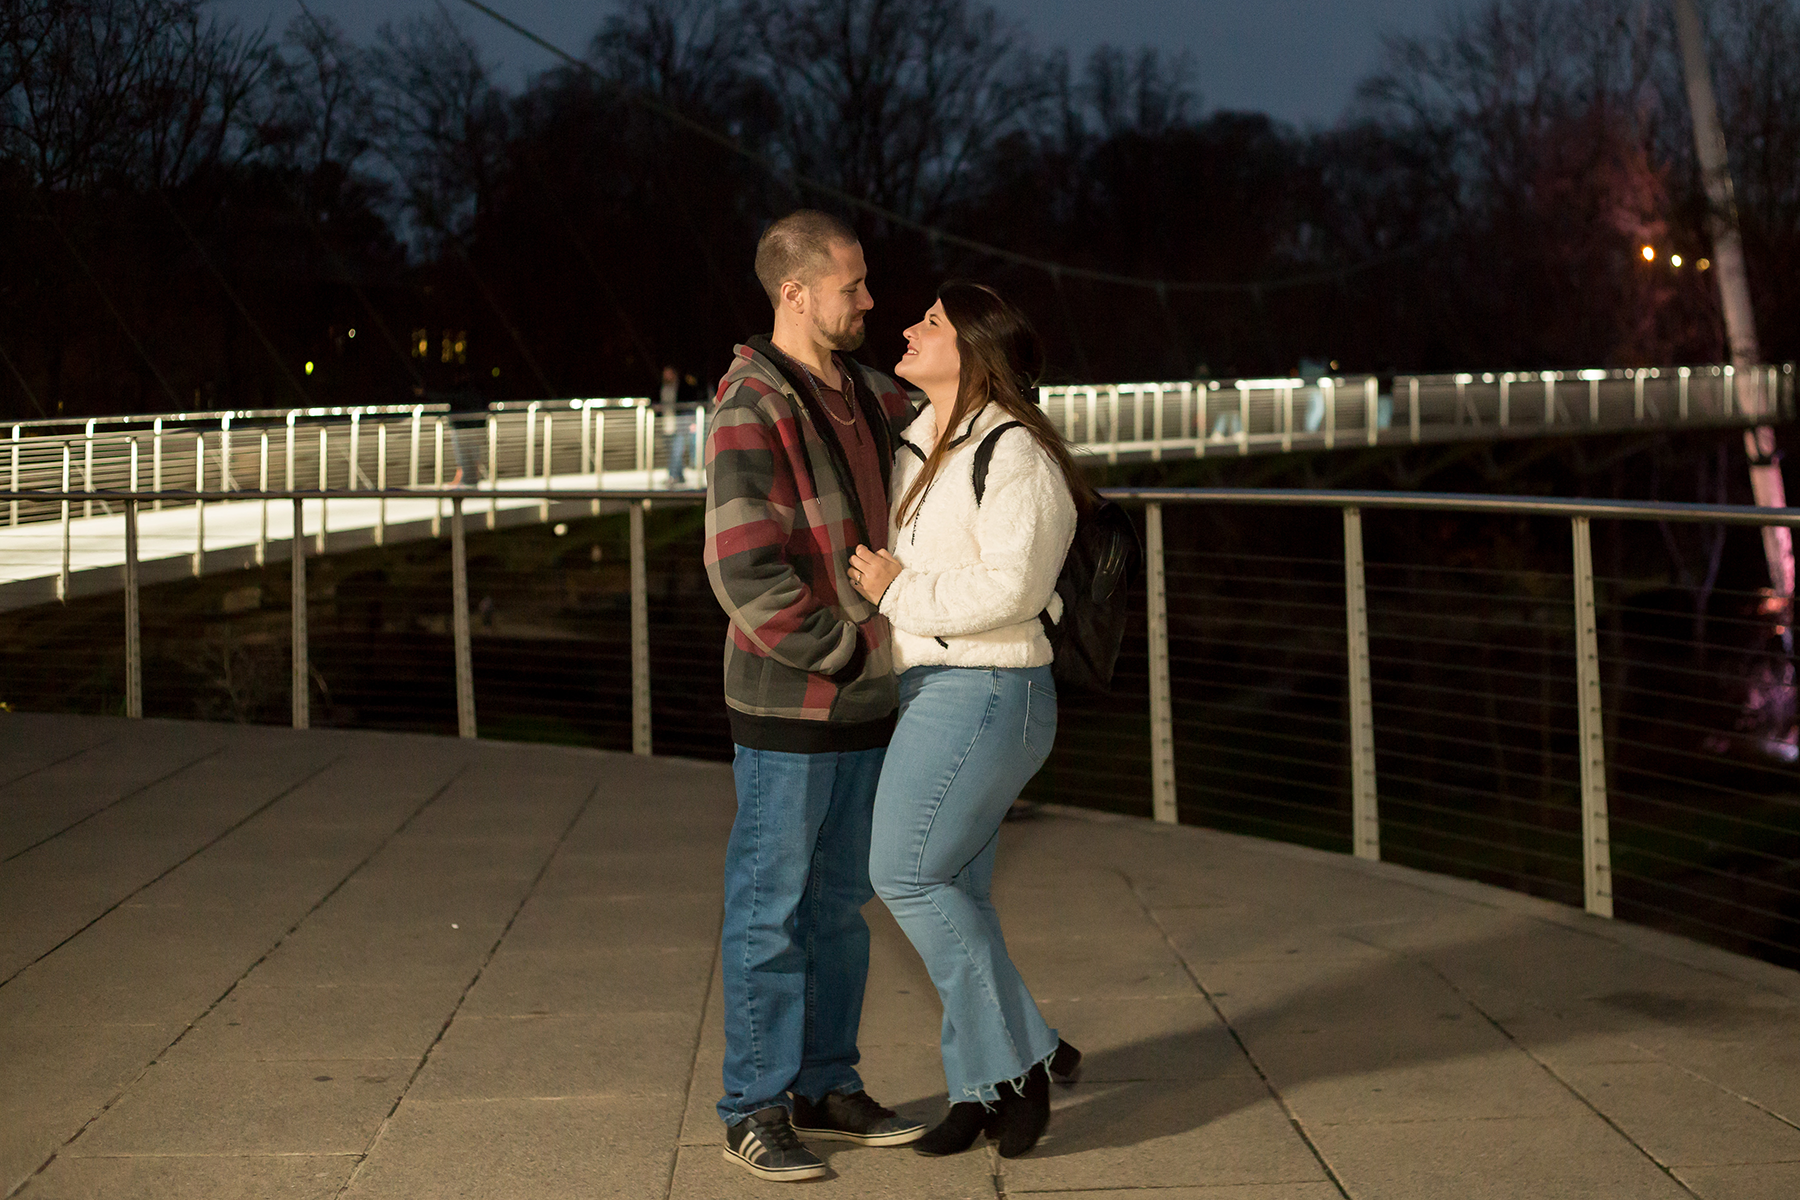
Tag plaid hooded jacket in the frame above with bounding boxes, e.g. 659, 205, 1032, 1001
704, 336, 917, 753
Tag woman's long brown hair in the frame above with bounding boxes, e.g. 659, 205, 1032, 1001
894, 282, 1095, 528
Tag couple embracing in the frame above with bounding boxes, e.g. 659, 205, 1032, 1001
704, 209, 1093, 1182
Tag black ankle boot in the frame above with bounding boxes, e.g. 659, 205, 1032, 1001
912, 1101, 989, 1157
1048, 1038, 1082, 1085
991, 1063, 1051, 1158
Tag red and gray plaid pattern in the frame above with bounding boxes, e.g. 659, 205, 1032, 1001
704, 339, 916, 727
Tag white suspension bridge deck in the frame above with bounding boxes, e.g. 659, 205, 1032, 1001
1, 364, 1791, 611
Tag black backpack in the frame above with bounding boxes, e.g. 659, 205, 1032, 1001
972, 422, 1141, 694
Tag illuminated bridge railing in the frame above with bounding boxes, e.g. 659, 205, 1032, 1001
1039, 363, 1796, 461
2, 484, 1797, 975
7, 363, 1792, 532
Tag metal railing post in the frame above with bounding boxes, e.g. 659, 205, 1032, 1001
1107, 386, 1121, 463
9, 425, 18, 527
1367, 377, 1380, 445
694, 403, 708, 493
525, 401, 539, 482
192, 433, 205, 576
1146, 502, 1177, 823
593, 405, 607, 512
291, 497, 309, 729
285, 412, 295, 494
409, 407, 422, 489
1343, 507, 1379, 860
580, 400, 592, 476
433, 418, 445, 538
317, 426, 328, 553
487, 414, 499, 530
630, 499, 651, 756
452, 496, 476, 738
1571, 516, 1614, 918
376, 422, 388, 546
540, 414, 553, 521
258, 431, 269, 566
83, 418, 95, 519
152, 417, 164, 511
124, 497, 141, 719
59, 443, 71, 601
348, 412, 361, 488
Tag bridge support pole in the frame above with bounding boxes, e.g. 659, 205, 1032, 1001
124, 499, 141, 719
630, 500, 652, 756
1343, 507, 1379, 861
291, 498, 309, 730
452, 497, 477, 739
58, 444, 70, 602
1146, 503, 1177, 823
1571, 517, 1614, 918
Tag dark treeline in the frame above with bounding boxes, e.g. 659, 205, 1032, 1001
3, 0, 1798, 419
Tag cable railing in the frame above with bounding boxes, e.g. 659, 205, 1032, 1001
8, 362, 1792, 534
2, 483, 1797, 973
1040, 362, 1794, 460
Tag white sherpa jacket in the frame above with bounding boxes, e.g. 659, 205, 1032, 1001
879, 402, 1078, 672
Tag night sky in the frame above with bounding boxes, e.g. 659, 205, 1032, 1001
216, 0, 1468, 127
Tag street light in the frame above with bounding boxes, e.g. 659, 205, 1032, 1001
1641, 245, 1656, 262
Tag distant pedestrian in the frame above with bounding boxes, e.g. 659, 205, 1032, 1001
658, 364, 702, 487
704, 209, 926, 1182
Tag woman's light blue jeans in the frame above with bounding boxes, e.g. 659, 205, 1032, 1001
870, 665, 1060, 1104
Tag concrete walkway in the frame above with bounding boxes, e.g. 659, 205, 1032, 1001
3, 714, 1799, 1199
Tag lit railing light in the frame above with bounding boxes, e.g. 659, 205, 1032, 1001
1641, 245, 1656, 262
1670, 254, 1683, 268
304, 361, 314, 376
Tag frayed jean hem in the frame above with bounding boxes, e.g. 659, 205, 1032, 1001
954, 1041, 1061, 1108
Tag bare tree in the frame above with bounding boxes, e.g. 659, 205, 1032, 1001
364, 8, 508, 246
1, 0, 262, 190
255, 14, 376, 183
747, 0, 1042, 222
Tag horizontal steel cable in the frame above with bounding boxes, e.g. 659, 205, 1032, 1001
1607, 824, 1800, 889
1371, 697, 1583, 741
1373, 784, 1584, 834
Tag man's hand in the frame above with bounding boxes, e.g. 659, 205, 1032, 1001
848, 545, 902, 605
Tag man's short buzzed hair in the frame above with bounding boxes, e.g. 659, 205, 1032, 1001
754, 210, 859, 307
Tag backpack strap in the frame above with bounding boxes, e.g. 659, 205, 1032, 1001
971, 421, 1025, 506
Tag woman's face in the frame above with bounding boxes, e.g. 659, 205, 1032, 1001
896, 300, 960, 394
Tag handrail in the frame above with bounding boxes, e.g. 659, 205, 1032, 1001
5, 485, 1800, 527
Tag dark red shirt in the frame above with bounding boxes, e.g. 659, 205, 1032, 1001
805, 355, 890, 554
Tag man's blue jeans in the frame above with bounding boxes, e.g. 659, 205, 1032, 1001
718, 744, 884, 1123
870, 665, 1060, 1103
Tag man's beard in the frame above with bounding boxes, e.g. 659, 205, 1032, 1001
816, 313, 866, 352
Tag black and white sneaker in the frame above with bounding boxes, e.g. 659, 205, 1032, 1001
790, 1089, 927, 1147
723, 1106, 828, 1182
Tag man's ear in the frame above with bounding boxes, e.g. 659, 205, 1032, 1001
780, 279, 807, 313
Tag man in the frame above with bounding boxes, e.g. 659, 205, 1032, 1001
658, 364, 702, 487
703, 210, 924, 1181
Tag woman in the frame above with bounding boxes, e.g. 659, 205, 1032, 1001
848, 282, 1090, 1158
